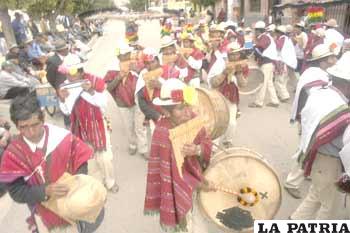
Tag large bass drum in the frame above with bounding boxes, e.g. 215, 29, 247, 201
199, 147, 282, 232
193, 88, 230, 140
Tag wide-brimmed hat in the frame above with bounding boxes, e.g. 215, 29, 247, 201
295, 21, 305, 28
286, 24, 293, 33
160, 35, 176, 49
275, 25, 286, 34
307, 44, 334, 62
244, 27, 252, 32
325, 18, 338, 28
210, 24, 225, 33
116, 41, 134, 56
266, 24, 276, 32
315, 28, 326, 38
327, 52, 350, 81
254, 21, 266, 30
225, 20, 237, 28
54, 40, 69, 51
153, 78, 186, 106
227, 41, 244, 53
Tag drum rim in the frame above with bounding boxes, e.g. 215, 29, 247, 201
195, 88, 230, 140
238, 67, 263, 96
198, 153, 282, 232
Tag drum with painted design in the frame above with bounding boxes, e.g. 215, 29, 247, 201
199, 147, 282, 232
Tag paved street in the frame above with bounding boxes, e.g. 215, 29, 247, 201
0, 19, 306, 232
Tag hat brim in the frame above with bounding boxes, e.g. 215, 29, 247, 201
325, 23, 338, 28
153, 97, 181, 106
307, 52, 334, 62
327, 66, 350, 81
55, 45, 69, 51
160, 41, 176, 49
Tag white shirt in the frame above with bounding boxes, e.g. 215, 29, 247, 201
23, 129, 46, 153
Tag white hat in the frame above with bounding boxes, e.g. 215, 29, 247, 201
295, 21, 305, 28
254, 21, 266, 29
325, 18, 338, 28
142, 47, 159, 62
227, 41, 244, 53
199, 19, 206, 25
266, 24, 276, 32
236, 27, 243, 32
160, 35, 176, 49
327, 52, 350, 80
308, 44, 334, 62
315, 28, 326, 38
275, 25, 286, 34
210, 23, 225, 32
116, 41, 134, 56
153, 78, 187, 106
63, 53, 85, 69
286, 24, 293, 33
225, 20, 237, 28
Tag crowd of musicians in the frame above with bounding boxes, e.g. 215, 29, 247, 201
0, 13, 350, 233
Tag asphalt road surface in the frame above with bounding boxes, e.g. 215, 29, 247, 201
0, 19, 307, 233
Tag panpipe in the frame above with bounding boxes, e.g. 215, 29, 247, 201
226, 59, 248, 73
162, 54, 178, 65
143, 67, 163, 98
169, 117, 205, 178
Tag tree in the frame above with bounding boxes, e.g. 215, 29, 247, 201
128, 0, 147, 12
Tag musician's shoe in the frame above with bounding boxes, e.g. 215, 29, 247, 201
222, 141, 233, 148
129, 145, 137, 155
284, 186, 302, 199
236, 110, 242, 118
266, 103, 279, 108
141, 152, 149, 160
108, 183, 119, 193
280, 98, 290, 103
248, 103, 263, 108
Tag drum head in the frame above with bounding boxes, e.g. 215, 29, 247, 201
199, 152, 281, 232
193, 89, 216, 137
238, 67, 264, 95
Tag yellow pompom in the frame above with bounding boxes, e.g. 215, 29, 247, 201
183, 86, 198, 105
69, 68, 78, 76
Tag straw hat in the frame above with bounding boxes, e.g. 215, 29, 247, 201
275, 25, 286, 34
245, 27, 252, 33
42, 173, 107, 224
236, 27, 243, 32
327, 52, 350, 80
307, 44, 334, 62
325, 18, 338, 28
160, 35, 176, 49
116, 41, 134, 56
225, 20, 237, 28
153, 78, 186, 106
227, 41, 244, 53
254, 21, 266, 29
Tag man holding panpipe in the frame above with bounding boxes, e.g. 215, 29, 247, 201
208, 41, 244, 147
0, 93, 104, 233
159, 36, 188, 80
179, 32, 204, 87
104, 42, 148, 158
57, 56, 119, 193
144, 78, 214, 233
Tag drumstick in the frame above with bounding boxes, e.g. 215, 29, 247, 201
212, 143, 230, 155
211, 184, 259, 207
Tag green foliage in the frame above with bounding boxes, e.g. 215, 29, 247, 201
198, 0, 215, 7
128, 0, 147, 12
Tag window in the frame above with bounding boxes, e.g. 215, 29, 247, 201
250, 0, 261, 12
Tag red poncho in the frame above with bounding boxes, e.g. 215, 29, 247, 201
144, 117, 212, 231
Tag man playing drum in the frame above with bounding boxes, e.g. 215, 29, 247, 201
0, 93, 102, 233
144, 78, 213, 233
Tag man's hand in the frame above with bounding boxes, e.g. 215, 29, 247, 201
58, 88, 69, 102
148, 79, 162, 89
45, 183, 69, 199
81, 81, 92, 91
182, 144, 200, 158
